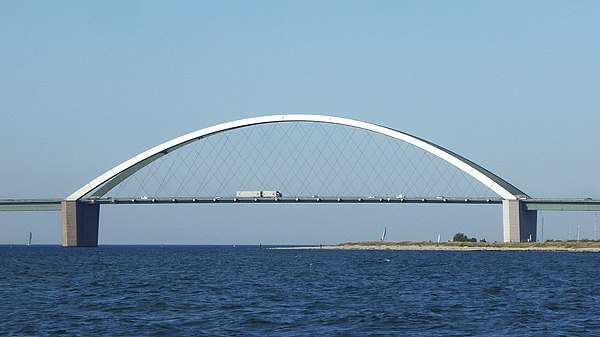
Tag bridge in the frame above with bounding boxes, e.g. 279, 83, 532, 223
2, 115, 599, 246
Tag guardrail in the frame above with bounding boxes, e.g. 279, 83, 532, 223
4, 197, 599, 212
522, 198, 600, 211
0, 199, 62, 211
80, 196, 504, 205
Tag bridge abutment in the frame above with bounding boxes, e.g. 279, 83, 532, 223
503, 200, 537, 242
62, 201, 100, 247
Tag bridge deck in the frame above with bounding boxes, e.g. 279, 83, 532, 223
0, 199, 62, 211
523, 198, 600, 211
3, 197, 599, 212
82, 196, 503, 205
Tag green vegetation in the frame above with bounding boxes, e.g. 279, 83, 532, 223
452, 232, 476, 242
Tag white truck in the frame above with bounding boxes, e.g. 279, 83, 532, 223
261, 191, 282, 198
235, 191, 282, 198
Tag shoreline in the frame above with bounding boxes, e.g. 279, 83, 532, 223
272, 243, 600, 252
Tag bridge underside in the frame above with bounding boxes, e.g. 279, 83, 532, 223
57, 197, 600, 246
60, 197, 539, 247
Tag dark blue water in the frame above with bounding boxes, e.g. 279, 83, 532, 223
2, 246, 600, 336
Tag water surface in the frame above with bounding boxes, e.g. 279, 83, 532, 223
1, 246, 599, 336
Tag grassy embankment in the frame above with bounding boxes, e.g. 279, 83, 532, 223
337, 240, 600, 249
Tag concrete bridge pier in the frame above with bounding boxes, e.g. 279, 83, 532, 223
62, 201, 100, 247
503, 200, 537, 242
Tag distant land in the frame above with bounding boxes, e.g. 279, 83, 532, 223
278, 241, 600, 252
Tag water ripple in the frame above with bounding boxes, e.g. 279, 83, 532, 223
2, 246, 600, 336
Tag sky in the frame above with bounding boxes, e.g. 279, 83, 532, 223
1, 1, 599, 245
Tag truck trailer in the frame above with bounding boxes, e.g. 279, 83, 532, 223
235, 191, 282, 198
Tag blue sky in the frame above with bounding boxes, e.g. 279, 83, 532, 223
1, 1, 599, 244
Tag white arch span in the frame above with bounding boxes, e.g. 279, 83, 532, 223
66, 114, 526, 201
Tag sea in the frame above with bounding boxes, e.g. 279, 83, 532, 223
1, 245, 600, 336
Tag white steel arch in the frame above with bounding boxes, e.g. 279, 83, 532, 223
66, 114, 526, 201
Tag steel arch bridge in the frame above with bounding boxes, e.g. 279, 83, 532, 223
62, 114, 537, 247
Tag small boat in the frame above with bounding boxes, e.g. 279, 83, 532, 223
380, 226, 386, 242
27, 232, 32, 246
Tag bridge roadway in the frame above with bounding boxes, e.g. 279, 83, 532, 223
0, 199, 62, 211
522, 198, 600, 212
83, 196, 503, 205
3, 197, 600, 211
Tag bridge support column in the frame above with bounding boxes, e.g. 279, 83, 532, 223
503, 200, 537, 242
62, 201, 100, 247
